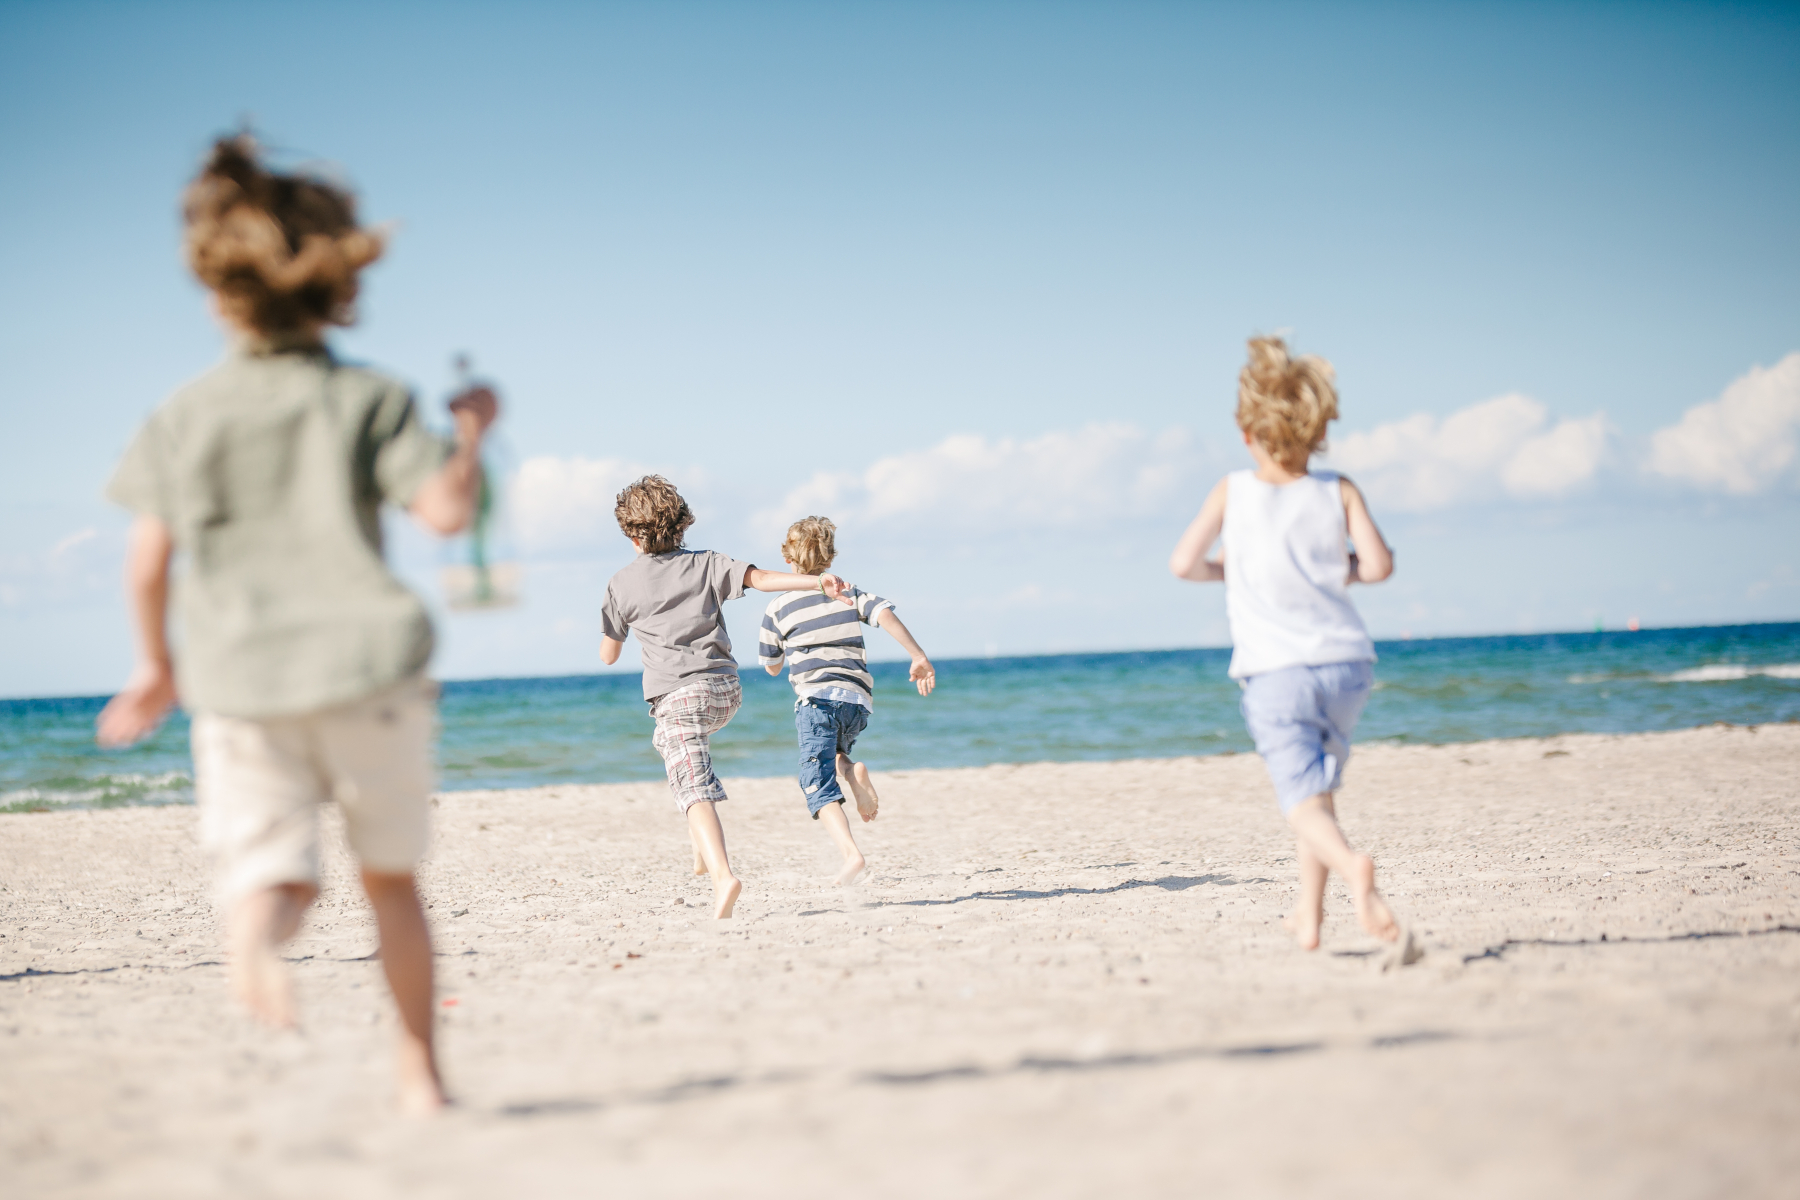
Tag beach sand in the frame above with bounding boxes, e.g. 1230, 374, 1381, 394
3, 723, 1797, 1198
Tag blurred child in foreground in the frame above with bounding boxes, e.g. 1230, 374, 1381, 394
97, 135, 496, 1113
599, 477, 850, 918
759, 517, 935, 884
1170, 336, 1408, 957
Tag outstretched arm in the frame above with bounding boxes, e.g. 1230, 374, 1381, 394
745, 567, 851, 600
409, 386, 499, 535
1168, 478, 1229, 582
96, 516, 178, 747
875, 608, 936, 696
1339, 477, 1394, 583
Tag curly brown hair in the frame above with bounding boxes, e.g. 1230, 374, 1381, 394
614, 475, 695, 554
780, 516, 836, 576
1235, 335, 1339, 474
183, 134, 385, 335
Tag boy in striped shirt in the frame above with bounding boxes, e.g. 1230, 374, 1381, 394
759, 517, 936, 885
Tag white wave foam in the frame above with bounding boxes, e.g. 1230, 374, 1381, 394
1662, 665, 1754, 682
1566, 662, 1800, 685
1, 771, 192, 810
1657, 663, 1800, 684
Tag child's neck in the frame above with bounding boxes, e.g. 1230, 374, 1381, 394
1248, 447, 1309, 485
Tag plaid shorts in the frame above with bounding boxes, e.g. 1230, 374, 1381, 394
649, 673, 743, 813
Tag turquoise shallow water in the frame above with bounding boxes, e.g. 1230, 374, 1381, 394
4, 621, 1797, 813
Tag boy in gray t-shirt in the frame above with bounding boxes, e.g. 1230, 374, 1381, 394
599, 476, 848, 919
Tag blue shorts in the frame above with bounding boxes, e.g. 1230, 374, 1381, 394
795, 698, 871, 818
1239, 661, 1374, 815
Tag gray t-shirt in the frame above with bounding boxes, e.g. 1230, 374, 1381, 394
601, 550, 755, 700
106, 339, 451, 719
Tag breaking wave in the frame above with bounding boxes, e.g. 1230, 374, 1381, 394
1570, 663, 1800, 685
0, 771, 192, 813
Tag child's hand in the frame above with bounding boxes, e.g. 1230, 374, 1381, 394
909, 656, 936, 697
447, 385, 499, 439
96, 660, 178, 748
819, 573, 853, 602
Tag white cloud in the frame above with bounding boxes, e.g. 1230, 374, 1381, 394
508, 356, 1800, 563
1328, 394, 1609, 511
52, 527, 98, 558
0, 526, 122, 610
1646, 352, 1800, 494
510, 455, 656, 553
757, 424, 1217, 539
1500, 413, 1611, 498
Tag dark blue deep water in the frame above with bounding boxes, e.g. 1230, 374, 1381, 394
5, 622, 1797, 812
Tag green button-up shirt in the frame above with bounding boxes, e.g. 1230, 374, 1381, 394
106, 337, 452, 718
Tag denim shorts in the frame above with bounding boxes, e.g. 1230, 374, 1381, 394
1239, 661, 1374, 815
795, 698, 871, 817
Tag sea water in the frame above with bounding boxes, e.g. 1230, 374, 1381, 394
4, 621, 1797, 813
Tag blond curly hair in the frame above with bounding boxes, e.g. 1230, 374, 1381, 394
614, 475, 695, 554
183, 134, 385, 335
780, 516, 836, 576
1235, 335, 1339, 473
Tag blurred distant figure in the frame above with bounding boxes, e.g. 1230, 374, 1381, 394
1170, 336, 1414, 963
598, 476, 850, 918
758, 516, 935, 885
96, 133, 498, 1114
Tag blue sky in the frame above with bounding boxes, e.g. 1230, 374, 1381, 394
2, 0, 1797, 697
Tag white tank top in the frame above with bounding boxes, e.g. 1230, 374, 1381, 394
1221, 469, 1375, 679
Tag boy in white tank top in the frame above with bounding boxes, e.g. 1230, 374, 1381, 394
1170, 336, 1415, 961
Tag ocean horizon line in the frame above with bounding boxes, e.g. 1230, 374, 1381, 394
4, 617, 1797, 706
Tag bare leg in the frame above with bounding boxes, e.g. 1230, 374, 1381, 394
839, 754, 880, 822
685, 801, 741, 918
1282, 837, 1329, 951
816, 801, 867, 885
1285, 793, 1397, 942
688, 824, 707, 875
228, 880, 317, 1028
360, 869, 448, 1115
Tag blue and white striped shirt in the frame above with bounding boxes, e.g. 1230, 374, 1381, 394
758, 587, 895, 709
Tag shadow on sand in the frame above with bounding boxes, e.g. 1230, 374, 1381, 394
1460, 923, 1800, 965
494, 1030, 1464, 1118
877, 874, 1263, 908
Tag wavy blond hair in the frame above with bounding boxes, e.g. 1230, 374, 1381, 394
614, 476, 695, 554
183, 134, 385, 335
780, 516, 836, 576
1235, 335, 1339, 473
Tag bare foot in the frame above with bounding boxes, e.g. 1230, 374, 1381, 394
1282, 897, 1324, 951
691, 848, 708, 876
395, 1036, 448, 1117
1346, 853, 1399, 942
227, 882, 313, 1028
230, 931, 297, 1029
843, 758, 880, 822
714, 874, 742, 919
834, 853, 867, 886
